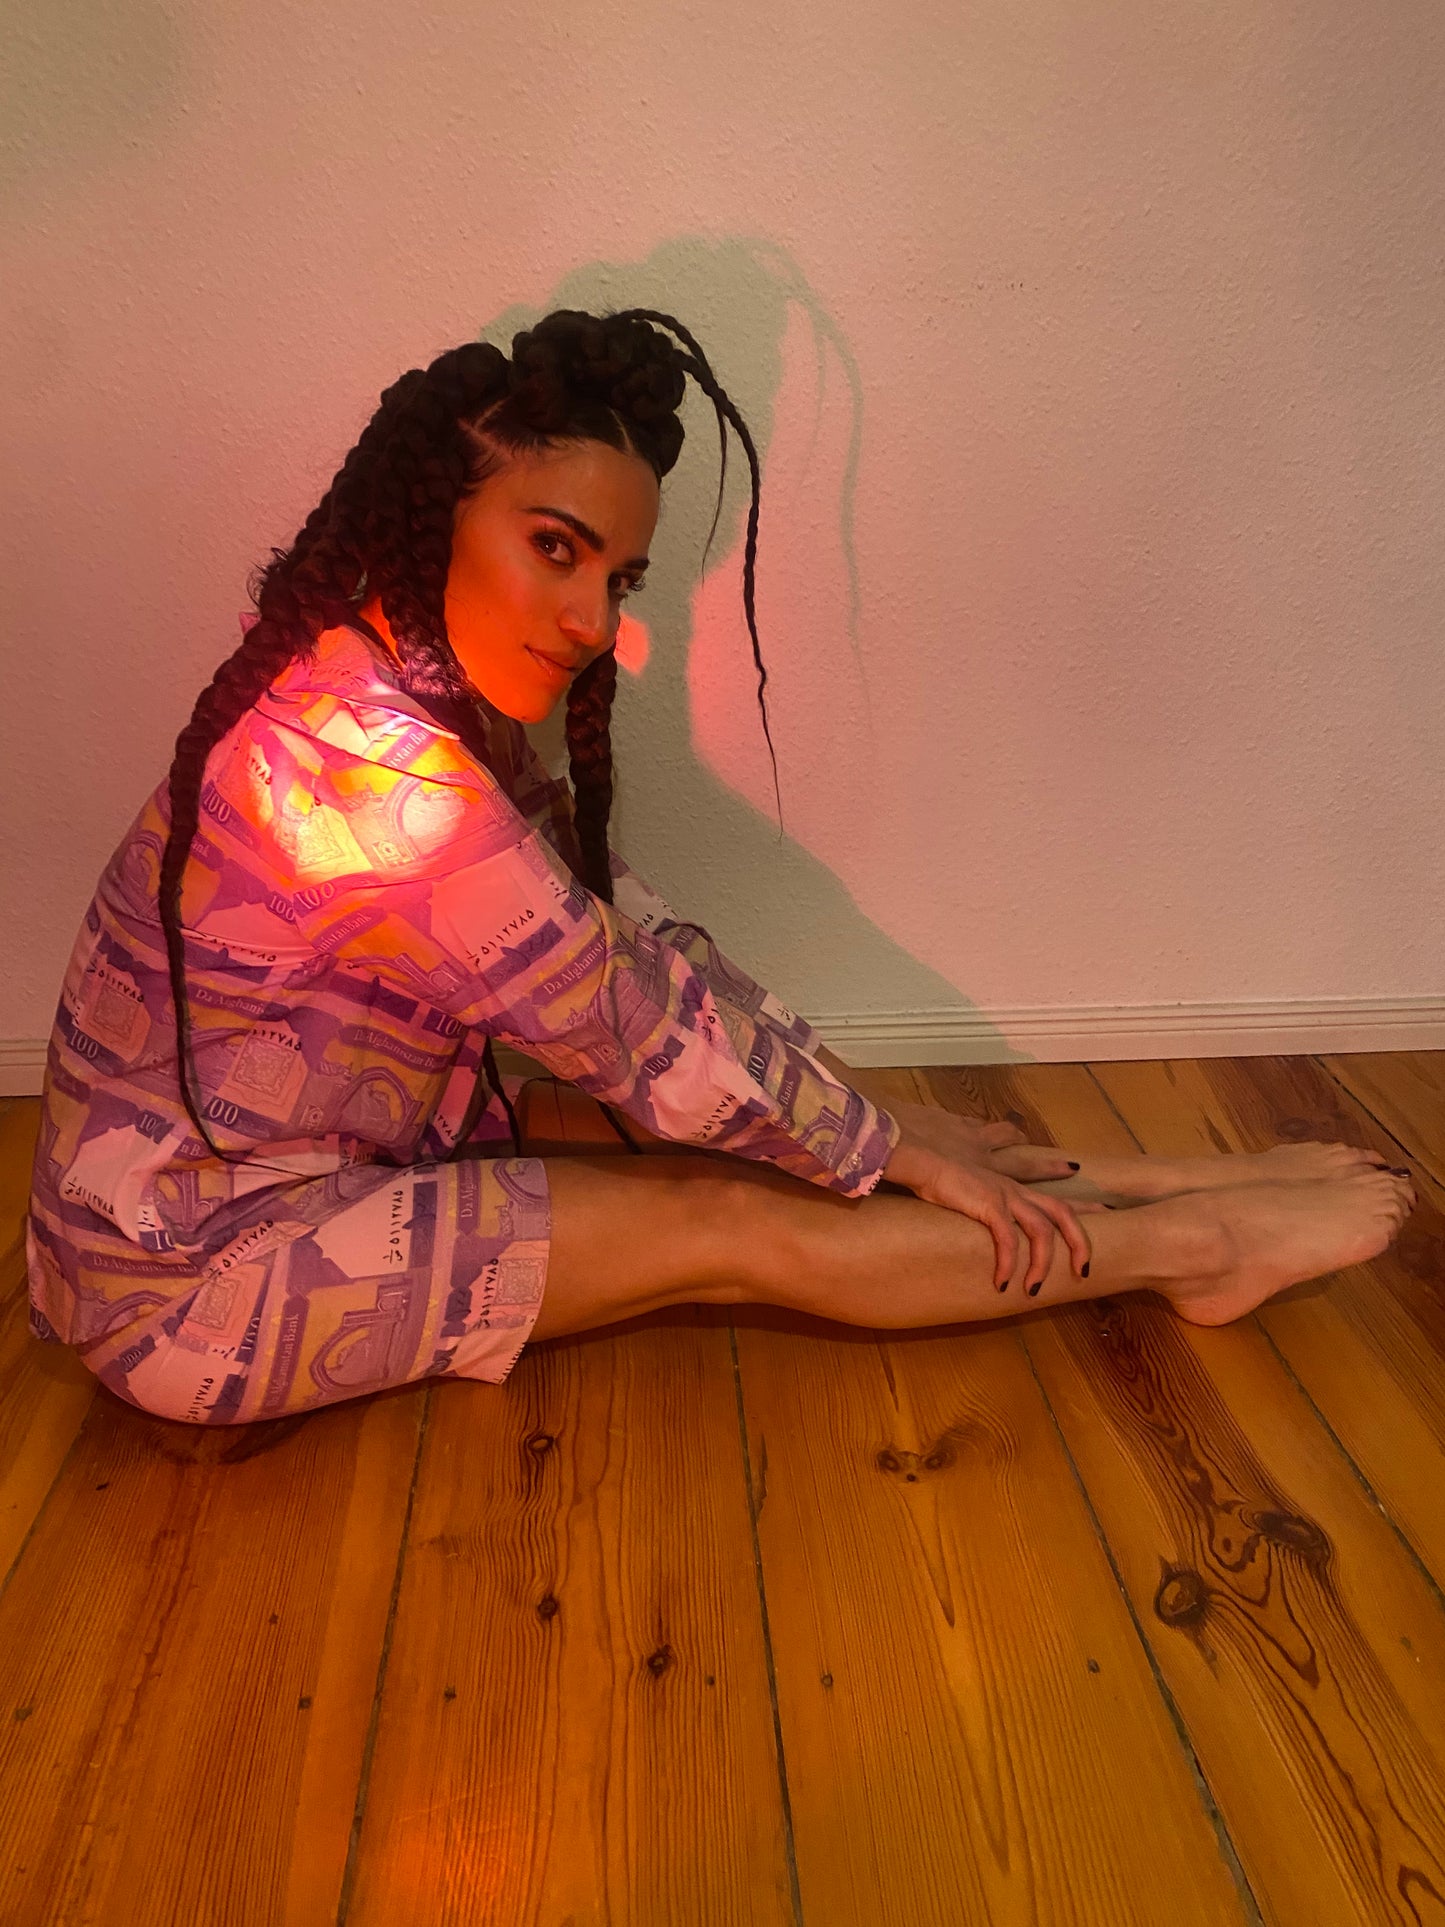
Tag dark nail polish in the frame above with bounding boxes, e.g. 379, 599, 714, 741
997, 1278, 1009, 1292
1389, 1167, 1410, 1177
1082, 1262, 1091, 1278
1027, 1278, 1043, 1296
1068, 1162, 1080, 1171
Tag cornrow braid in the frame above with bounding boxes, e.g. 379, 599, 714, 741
160, 310, 778, 1174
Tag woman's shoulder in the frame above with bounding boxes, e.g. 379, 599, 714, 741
254, 623, 480, 782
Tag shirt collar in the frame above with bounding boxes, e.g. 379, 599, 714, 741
254, 618, 528, 781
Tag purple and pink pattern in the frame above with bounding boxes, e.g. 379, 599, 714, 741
26, 621, 900, 1422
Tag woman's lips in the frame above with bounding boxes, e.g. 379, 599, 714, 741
526, 648, 573, 682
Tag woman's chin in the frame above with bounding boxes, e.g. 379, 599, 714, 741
470, 670, 561, 726
512, 678, 566, 723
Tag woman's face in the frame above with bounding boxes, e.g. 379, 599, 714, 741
439, 437, 661, 724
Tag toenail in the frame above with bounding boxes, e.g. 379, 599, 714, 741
1027, 1278, 1043, 1296
1389, 1167, 1411, 1177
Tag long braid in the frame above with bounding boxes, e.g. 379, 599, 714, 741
161, 345, 516, 1163
160, 487, 348, 1161
163, 312, 776, 1167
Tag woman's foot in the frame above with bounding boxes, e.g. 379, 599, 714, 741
1160, 1167, 1416, 1326
1058, 1139, 1407, 1208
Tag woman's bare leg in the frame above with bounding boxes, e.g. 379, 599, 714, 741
528, 1151, 1416, 1343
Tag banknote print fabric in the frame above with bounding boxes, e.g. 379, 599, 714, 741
26, 620, 900, 1423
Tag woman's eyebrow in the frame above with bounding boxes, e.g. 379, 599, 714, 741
521, 505, 650, 572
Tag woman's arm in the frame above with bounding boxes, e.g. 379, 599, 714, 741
274, 739, 897, 1195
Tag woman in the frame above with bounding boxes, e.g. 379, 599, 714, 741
25, 308, 1415, 1426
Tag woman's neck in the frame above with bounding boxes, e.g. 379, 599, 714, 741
355, 597, 403, 667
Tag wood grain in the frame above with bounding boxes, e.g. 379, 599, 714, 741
3, 1055, 1442, 1926
0, 1381, 423, 1926
1321, 1051, 1445, 1194
923, 1057, 1445, 1925
0, 1098, 96, 1588
1086, 1055, 1445, 1589
733, 1067, 1248, 1927
340, 1099, 795, 1925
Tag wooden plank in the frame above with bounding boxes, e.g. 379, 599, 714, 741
732, 1066, 1247, 1926
342, 1094, 795, 1926
0, 1099, 97, 1587
0, 1098, 38, 1260
926, 1058, 1445, 1924
1086, 1055, 1445, 1588
1320, 1050, 1445, 1193
0, 1382, 423, 1926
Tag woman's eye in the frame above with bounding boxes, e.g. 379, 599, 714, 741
535, 535, 643, 601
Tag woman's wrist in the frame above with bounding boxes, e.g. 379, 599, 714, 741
882, 1129, 942, 1194
807, 1044, 936, 1189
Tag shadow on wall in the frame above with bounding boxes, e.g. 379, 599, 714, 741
484, 236, 1033, 1064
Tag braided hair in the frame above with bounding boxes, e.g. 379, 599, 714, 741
159, 308, 780, 1165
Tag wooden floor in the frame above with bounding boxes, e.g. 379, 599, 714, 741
1, 1052, 1443, 1926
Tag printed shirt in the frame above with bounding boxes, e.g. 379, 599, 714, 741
27, 620, 900, 1346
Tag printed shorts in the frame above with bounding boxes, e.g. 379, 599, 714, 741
66, 1152, 552, 1427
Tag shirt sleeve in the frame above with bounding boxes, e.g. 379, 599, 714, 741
505, 729, 831, 1055
278, 740, 900, 1199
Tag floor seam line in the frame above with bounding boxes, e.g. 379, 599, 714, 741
1017, 1327, 1267, 1927
334, 1383, 433, 1927
728, 1321, 806, 1927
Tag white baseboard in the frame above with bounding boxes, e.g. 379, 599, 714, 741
4, 994, 1441, 1095
803, 994, 1445, 1068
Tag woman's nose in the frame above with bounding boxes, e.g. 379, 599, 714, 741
558, 586, 612, 644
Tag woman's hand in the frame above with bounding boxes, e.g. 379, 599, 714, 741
882, 1113, 1104, 1294
885, 1099, 1079, 1183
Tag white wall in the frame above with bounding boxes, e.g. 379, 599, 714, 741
4, 0, 1443, 1084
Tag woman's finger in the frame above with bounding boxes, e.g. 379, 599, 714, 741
989, 1144, 1079, 1182
1010, 1200, 1057, 1294
1024, 1191, 1093, 1278
994, 1202, 1024, 1294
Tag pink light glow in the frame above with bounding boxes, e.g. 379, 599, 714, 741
614, 610, 650, 676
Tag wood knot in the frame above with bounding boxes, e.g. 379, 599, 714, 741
1154, 1564, 1210, 1629
536, 1593, 559, 1622
1274, 1117, 1314, 1140
876, 1440, 957, 1480
645, 1645, 674, 1677
1245, 1508, 1330, 1565
525, 1430, 556, 1456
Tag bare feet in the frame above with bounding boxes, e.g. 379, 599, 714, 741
1058, 1139, 1405, 1208
1161, 1167, 1416, 1327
